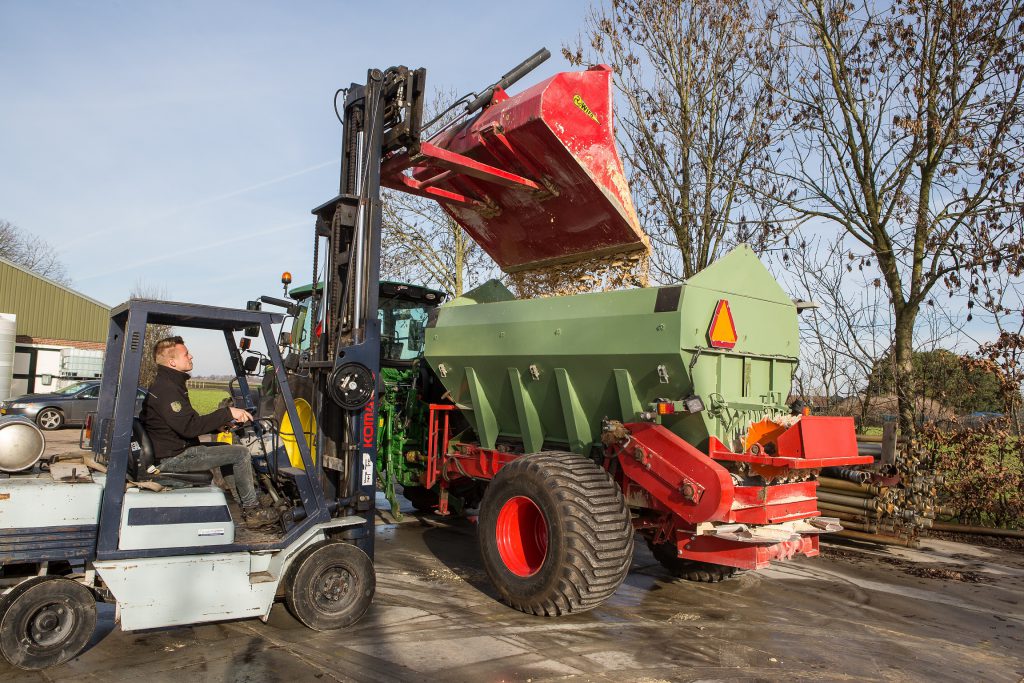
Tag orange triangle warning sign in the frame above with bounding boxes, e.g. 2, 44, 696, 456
707, 299, 738, 349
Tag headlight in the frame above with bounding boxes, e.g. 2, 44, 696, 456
11, 403, 29, 409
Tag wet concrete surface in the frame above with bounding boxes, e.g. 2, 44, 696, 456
2, 499, 1022, 683
17, 432, 1024, 680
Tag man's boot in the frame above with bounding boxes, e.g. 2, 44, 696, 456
243, 505, 280, 529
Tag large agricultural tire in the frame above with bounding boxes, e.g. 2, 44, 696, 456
478, 451, 634, 616
0, 577, 97, 670
284, 540, 375, 631
648, 539, 741, 583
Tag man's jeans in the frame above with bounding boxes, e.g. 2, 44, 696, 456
158, 444, 259, 508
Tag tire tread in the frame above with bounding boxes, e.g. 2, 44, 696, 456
481, 451, 634, 616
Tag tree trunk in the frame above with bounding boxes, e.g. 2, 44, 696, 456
893, 307, 918, 438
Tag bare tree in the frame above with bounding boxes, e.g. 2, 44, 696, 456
770, 0, 1024, 435
130, 281, 174, 388
973, 269, 1024, 432
380, 189, 495, 296
564, 0, 790, 281
781, 236, 893, 424
0, 219, 71, 286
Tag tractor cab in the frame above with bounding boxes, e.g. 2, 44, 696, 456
281, 279, 446, 367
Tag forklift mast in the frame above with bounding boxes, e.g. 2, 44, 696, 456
309, 66, 427, 557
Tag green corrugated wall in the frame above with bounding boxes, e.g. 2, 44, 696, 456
0, 258, 109, 342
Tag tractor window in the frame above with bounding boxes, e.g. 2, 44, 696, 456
378, 298, 430, 362
287, 295, 432, 361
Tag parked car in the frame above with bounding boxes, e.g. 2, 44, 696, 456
0, 381, 146, 430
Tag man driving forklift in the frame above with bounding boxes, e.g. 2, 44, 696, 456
140, 335, 279, 528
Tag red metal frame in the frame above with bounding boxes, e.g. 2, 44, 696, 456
441, 443, 520, 482
707, 415, 873, 469
614, 422, 734, 524
675, 533, 819, 570
426, 404, 520, 487
426, 404, 455, 489
729, 481, 819, 524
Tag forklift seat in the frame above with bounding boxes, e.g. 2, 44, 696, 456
130, 419, 213, 485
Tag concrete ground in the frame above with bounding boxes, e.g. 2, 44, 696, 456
40, 426, 87, 459
11, 429, 1023, 682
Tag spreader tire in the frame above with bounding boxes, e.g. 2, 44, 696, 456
0, 577, 97, 670
479, 451, 634, 616
284, 540, 375, 631
648, 540, 740, 583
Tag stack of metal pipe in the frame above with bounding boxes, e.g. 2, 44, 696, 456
816, 436, 940, 548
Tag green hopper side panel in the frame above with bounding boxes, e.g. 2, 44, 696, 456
424, 245, 799, 454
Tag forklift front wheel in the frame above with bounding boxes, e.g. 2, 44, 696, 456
0, 577, 97, 670
285, 540, 375, 631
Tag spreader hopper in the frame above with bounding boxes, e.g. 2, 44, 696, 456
381, 65, 648, 273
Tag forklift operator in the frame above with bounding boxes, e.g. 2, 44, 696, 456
140, 336, 279, 528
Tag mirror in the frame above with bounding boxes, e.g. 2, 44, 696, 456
243, 356, 260, 374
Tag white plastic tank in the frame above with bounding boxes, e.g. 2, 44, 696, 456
0, 314, 15, 402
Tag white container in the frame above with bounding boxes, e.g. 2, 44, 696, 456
60, 348, 104, 379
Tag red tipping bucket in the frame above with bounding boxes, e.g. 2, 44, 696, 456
382, 65, 648, 273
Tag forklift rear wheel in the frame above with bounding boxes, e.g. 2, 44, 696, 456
0, 577, 97, 670
285, 540, 375, 631
648, 540, 741, 583
36, 408, 64, 431
479, 451, 634, 616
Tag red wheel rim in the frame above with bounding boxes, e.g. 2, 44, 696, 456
495, 496, 548, 577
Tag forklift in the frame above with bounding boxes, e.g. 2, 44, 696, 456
0, 301, 374, 669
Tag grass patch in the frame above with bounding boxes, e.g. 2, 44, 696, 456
189, 388, 230, 415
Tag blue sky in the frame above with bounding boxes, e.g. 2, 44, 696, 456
0, 1, 590, 373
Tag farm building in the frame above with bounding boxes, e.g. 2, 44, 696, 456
0, 256, 109, 399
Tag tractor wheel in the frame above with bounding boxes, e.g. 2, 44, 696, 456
648, 540, 741, 583
0, 577, 97, 670
478, 451, 634, 616
284, 540, 375, 631
35, 408, 64, 431
401, 485, 438, 513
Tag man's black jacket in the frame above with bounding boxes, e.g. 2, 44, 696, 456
140, 365, 232, 460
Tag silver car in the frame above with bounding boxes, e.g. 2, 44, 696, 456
0, 381, 146, 430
